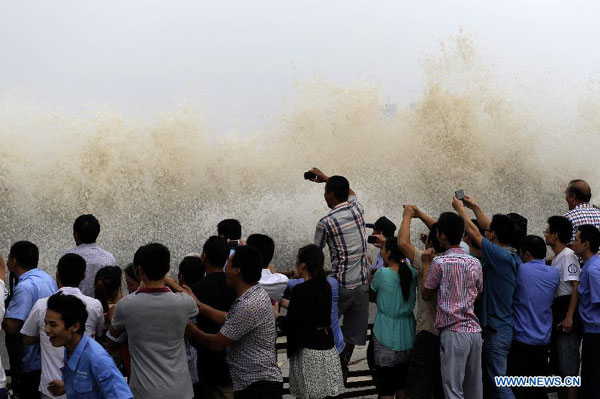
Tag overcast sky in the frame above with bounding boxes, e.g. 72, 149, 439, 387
1, 0, 599, 132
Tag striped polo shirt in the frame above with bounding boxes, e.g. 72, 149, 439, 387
424, 247, 483, 333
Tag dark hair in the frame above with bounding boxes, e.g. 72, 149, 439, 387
520, 235, 547, 259
246, 234, 275, 268
138, 243, 170, 281
202, 236, 229, 268
9, 241, 39, 270
489, 214, 515, 246
57, 253, 86, 287
124, 263, 139, 283
230, 246, 263, 284
577, 224, 600, 253
47, 293, 88, 335
217, 219, 242, 240
95, 266, 122, 313
325, 175, 350, 202
428, 224, 443, 253
468, 219, 485, 250
384, 237, 412, 302
437, 212, 464, 245
133, 246, 144, 268
179, 256, 204, 285
507, 213, 528, 250
568, 179, 592, 202
73, 214, 101, 244
547, 216, 573, 245
374, 217, 396, 238
297, 244, 325, 280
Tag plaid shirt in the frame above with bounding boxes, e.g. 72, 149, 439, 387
564, 203, 600, 241
424, 248, 483, 333
220, 284, 282, 391
314, 195, 369, 289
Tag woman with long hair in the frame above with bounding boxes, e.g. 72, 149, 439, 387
124, 263, 140, 294
285, 244, 345, 399
370, 237, 417, 399
94, 265, 123, 328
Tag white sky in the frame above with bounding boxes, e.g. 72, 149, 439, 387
1, 0, 599, 132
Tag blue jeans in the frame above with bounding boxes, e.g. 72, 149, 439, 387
482, 326, 515, 399
0, 387, 7, 399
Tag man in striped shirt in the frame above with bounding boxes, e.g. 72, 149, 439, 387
564, 179, 600, 241
310, 167, 369, 381
423, 211, 483, 399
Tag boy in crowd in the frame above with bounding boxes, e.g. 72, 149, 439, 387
309, 167, 370, 379
508, 235, 559, 399
191, 236, 237, 399
544, 216, 581, 399
186, 246, 283, 399
368, 216, 397, 271
248, 234, 289, 303
423, 209, 483, 399
45, 293, 132, 399
570, 225, 600, 399
22, 253, 104, 399
64, 214, 116, 297
455, 194, 520, 399
109, 243, 198, 399
2, 241, 57, 399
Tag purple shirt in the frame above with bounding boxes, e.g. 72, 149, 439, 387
578, 255, 600, 333
512, 259, 560, 345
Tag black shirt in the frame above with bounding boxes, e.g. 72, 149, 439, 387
285, 277, 334, 358
191, 271, 237, 385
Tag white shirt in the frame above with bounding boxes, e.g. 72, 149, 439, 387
21, 286, 104, 398
0, 280, 7, 389
258, 268, 289, 303
551, 247, 581, 297
63, 243, 117, 297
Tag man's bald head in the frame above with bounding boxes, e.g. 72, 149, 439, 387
567, 179, 592, 204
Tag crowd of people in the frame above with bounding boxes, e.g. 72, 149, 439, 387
0, 170, 598, 399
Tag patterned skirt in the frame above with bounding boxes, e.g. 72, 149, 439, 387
289, 347, 345, 399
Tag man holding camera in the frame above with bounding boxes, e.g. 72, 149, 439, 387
309, 167, 370, 381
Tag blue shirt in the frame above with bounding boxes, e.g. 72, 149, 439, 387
62, 334, 133, 399
6, 268, 57, 372
480, 238, 520, 329
286, 277, 346, 353
578, 255, 600, 333
512, 259, 559, 345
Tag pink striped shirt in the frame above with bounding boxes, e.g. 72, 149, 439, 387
424, 248, 483, 333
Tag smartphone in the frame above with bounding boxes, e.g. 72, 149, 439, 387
228, 240, 239, 248
304, 171, 317, 180
367, 235, 378, 244
455, 189, 465, 201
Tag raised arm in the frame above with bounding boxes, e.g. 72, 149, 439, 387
398, 206, 417, 263
414, 206, 436, 230
463, 194, 491, 230
309, 167, 355, 197
420, 249, 436, 302
453, 195, 483, 249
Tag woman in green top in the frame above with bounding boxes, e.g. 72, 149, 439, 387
370, 237, 417, 399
